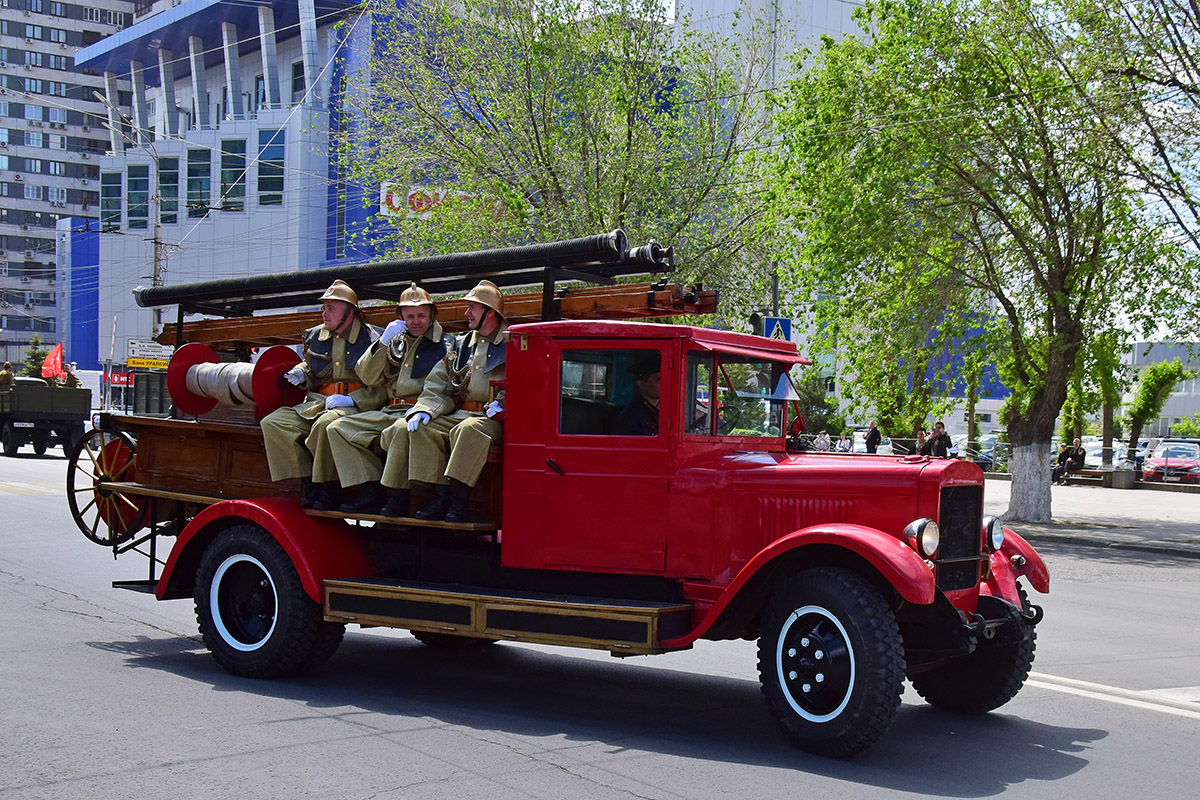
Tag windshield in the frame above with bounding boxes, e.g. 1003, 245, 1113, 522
1152, 443, 1199, 460
686, 350, 800, 437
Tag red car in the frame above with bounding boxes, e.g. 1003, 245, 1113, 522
1142, 442, 1200, 484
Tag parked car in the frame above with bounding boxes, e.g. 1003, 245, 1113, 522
1141, 441, 1200, 484
852, 430, 893, 455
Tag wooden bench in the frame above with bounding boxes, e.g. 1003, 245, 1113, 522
1064, 469, 1110, 487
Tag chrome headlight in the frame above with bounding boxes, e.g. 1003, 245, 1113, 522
903, 518, 940, 557
983, 515, 1005, 551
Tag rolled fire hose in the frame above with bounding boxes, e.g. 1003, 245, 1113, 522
183, 361, 256, 406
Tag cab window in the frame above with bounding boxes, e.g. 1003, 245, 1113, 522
560, 349, 660, 435
685, 351, 794, 437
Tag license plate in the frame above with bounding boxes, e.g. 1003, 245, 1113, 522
1165, 475, 1180, 482
13, 422, 35, 428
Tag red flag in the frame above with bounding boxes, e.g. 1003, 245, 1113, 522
41, 342, 65, 380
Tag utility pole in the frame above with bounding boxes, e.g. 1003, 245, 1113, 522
151, 190, 163, 336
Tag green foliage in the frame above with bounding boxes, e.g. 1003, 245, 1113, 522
1173, 414, 1200, 437
22, 333, 49, 378
792, 367, 843, 434
762, 0, 1191, 463
1127, 359, 1190, 422
342, 0, 775, 295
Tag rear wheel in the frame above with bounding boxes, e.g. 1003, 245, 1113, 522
909, 589, 1036, 714
758, 568, 905, 757
32, 435, 48, 456
2, 423, 17, 456
195, 525, 344, 678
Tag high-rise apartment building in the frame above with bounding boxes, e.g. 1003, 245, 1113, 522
0, 0, 133, 364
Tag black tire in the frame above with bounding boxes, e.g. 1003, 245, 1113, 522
195, 525, 345, 678
758, 567, 905, 758
909, 588, 1036, 714
410, 630, 498, 651
2, 423, 17, 456
33, 437, 48, 456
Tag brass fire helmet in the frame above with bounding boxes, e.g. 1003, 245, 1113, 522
398, 282, 436, 315
319, 279, 360, 309
462, 279, 505, 319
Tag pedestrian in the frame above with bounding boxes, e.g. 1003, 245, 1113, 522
922, 421, 953, 458
0, 361, 14, 387
836, 432, 852, 452
864, 420, 882, 454
814, 430, 832, 451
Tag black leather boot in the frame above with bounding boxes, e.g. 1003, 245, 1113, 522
444, 479, 472, 524
414, 484, 452, 520
299, 478, 321, 509
340, 481, 384, 514
377, 487, 411, 518
312, 482, 343, 511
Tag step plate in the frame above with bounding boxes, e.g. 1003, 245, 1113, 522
324, 578, 693, 655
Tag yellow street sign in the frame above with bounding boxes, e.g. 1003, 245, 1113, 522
128, 357, 169, 370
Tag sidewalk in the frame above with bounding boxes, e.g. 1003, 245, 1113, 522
983, 476, 1200, 559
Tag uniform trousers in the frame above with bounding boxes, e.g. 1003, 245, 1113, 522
409, 411, 501, 488
325, 410, 411, 489
260, 405, 355, 483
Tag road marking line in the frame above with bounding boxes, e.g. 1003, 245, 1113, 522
1029, 673, 1200, 720
0, 484, 48, 495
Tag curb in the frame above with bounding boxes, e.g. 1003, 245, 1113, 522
1019, 531, 1200, 560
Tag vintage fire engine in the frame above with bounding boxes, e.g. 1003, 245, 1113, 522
67, 232, 1047, 757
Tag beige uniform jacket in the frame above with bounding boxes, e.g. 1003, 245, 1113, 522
410, 322, 509, 421
293, 317, 387, 419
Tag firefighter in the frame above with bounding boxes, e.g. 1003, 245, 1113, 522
324, 283, 452, 515
261, 280, 385, 507
407, 280, 508, 522
0, 361, 15, 387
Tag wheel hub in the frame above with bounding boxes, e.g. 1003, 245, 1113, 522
778, 606, 855, 721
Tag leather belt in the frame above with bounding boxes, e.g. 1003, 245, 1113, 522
318, 381, 364, 396
388, 396, 417, 408
460, 400, 486, 413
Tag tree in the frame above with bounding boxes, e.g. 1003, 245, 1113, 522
764, 0, 1190, 521
341, 0, 775, 288
22, 334, 49, 379
1123, 359, 1192, 461
1173, 414, 1200, 437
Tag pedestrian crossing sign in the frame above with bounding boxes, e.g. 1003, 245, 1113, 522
763, 316, 791, 341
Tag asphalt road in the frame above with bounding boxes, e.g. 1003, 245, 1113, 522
2, 450, 1198, 799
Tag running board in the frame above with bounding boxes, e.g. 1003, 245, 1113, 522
323, 578, 694, 656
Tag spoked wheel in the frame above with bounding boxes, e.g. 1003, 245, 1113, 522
66, 428, 148, 546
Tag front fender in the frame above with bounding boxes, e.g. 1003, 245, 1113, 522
1000, 527, 1050, 593
663, 523, 935, 649
156, 497, 372, 603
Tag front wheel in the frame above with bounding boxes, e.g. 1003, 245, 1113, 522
2, 423, 17, 456
909, 590, 1036, 714
195, 525, 344, 678
758, 568, 905, 758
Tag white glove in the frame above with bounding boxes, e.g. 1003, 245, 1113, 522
325, 394, 355, 410
407, 411, 431, 431
380, 319, 407, 345
485, 400, 503, 418
284, 365, 306, 386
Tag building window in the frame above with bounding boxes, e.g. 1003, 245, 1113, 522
106, 10, 125, 27
25, 105, 43, 121
158, 156, 178, 224
26, 158, 42, 172
257, 129, 284, 206
49, 161, 64, 176
24, 184, 44, 201
26, 79, 43, 94
127, 165, 149, 229
48, 186, 66, 203
25, 131, 43, 148
49, 134, 64, 149
291, 61, 306, 104
100, 172, 121, 230
219, 139, 245, 211
25, 52, 43, 68
48, 107, 66, 123
48, 55, 68, 71
50, 2, 66, 17
27, 0, 44, 12
0, 154, 7, 170
186, 149, 210, 217
25, 24, 43, 39
48, 82, 67, 97
254, 74, 265, 109
49, 28, 66, 43
0, 101, 7, 117
83, 7, 101, 22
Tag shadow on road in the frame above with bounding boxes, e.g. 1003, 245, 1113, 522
88, 631, 1104, 794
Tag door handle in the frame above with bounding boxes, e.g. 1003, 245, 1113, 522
546, 458, 566, 476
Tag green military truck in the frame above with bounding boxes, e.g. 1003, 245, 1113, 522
0, 377, 90, 456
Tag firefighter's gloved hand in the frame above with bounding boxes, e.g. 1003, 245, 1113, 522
380, 319, 407, 346
283, 365, 306, 386
325, 394, 355, 410
485, 400, 504, 418
406, 411, 431, 431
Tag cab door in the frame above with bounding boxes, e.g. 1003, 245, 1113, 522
540, 341, 672, 574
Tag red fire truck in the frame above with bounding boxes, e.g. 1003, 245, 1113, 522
67, 232, 1047, 757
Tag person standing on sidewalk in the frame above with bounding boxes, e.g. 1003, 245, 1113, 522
864, 420, 882, 454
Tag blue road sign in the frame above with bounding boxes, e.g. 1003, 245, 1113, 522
763, 316, 792, 341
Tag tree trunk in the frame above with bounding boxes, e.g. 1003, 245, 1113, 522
1125, 418, 1145, 465
1102, 400, 1113, 467
1005, 443, 1052, 522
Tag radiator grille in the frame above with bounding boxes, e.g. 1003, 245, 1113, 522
936, 485, 984, 591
